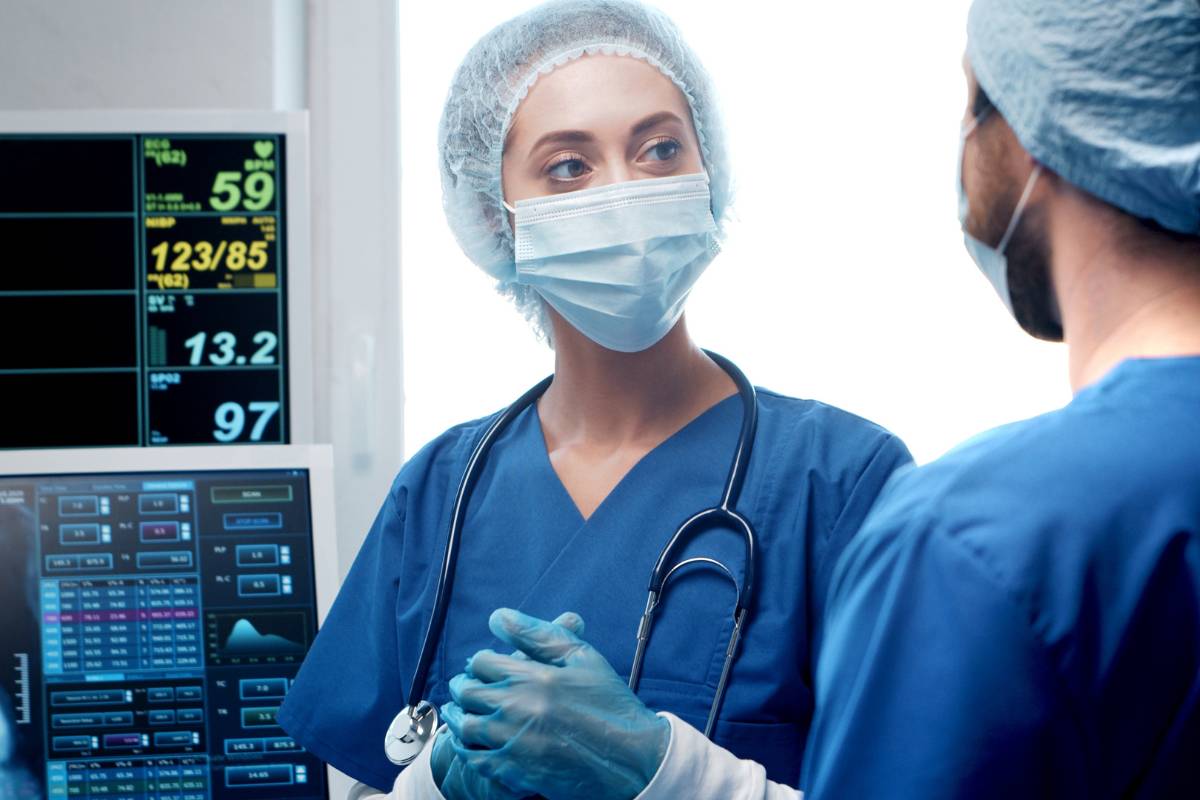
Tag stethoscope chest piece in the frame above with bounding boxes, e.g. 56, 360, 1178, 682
384, 700, 438, 766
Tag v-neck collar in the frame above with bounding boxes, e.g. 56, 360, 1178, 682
529, 391, 742, 527
434, 388, 748, 697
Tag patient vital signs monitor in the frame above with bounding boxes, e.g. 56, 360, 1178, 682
0, 112, 313, 449
0, 446, 337, 799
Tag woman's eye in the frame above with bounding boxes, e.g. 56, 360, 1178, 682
547, 157, 590, 180
642, 139, 680, 162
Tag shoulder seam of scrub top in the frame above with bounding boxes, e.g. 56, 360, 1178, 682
403, 409, 509, 482
754, 387, 907, 441
824, 434, 910, 547
929, 362, 1175, 481
805, 433, 912, 678
821, 516, 1097, 792
855, 505, 1092, 751
389, 408, 509, 540
815, 434, 912, 593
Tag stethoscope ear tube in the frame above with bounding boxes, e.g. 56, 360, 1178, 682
704, 350, 758, 510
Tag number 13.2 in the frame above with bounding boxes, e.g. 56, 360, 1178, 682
183, 331, 278, 366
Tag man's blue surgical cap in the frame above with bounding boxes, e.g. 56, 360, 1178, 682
438, 0, 730, 337
968, 0, 1200, 235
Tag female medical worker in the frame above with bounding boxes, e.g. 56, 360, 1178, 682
279, 1, 911, 797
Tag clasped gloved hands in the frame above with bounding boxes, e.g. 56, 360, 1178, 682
429, 612, 586, 800
431, 730, 527, 800
437, 608, 670, 800
431, 609, 587, 799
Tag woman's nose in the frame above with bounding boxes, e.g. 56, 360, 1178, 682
597, 158, 636, 187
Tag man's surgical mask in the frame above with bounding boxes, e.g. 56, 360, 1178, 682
506, 172, 718, 353
958, 110, 1042, 315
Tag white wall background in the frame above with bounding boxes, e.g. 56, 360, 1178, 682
399, 0, 1072, 464
0, 1, 294, 109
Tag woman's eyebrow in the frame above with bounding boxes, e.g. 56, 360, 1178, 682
528, 129, 595, 157
524, 112, 686, 157
630, 111, 685, 137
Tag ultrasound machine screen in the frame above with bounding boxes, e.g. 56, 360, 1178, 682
0, 448, 334, 800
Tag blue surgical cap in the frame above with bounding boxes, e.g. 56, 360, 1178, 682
967, 0, 1200, 235
438, 0, 730, 337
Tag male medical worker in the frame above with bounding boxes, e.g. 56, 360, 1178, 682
796, 0, 1200, 795
423, 1, 1200, 798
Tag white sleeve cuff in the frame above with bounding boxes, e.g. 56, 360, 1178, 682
635, 713, 803, 800
361, 727, 445, 800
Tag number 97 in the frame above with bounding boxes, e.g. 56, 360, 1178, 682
213, 401, 281, 442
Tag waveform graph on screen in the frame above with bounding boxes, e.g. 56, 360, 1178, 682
205, 610, 309, 665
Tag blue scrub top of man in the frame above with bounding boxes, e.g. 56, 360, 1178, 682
802, 357, 1200, 797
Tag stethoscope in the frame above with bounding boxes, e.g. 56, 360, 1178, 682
384, 350, 759, 766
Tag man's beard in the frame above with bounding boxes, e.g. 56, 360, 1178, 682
977, 171, 1063, 342
1004, 205, 1063, 342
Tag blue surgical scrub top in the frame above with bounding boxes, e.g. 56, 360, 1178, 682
279, 388, 910, 791
802, 357, 1200, 798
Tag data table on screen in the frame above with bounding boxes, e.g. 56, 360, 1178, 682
0, 134, 291, 448
0, 466, 328, 800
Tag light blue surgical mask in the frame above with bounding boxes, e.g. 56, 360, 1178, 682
958, 110, 1043, 314
506, 172, 719, 353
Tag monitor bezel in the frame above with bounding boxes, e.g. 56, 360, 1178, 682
0, 110, 315, 445
0, 444, 343, 798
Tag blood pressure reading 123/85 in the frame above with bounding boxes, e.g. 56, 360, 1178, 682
0, 134, 291, 448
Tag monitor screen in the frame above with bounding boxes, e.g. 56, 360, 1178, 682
0, 132, 293, 448
0, 458, 331, 799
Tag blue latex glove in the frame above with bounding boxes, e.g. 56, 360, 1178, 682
431, 611, 587, 800
431, 731, 528, 800
441, 608, 670, 800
